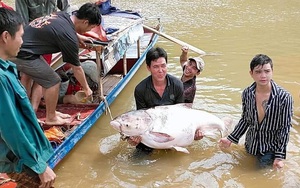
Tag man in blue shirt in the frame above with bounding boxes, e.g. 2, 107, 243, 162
219, 54, 293, 169
0, 8, 55, 187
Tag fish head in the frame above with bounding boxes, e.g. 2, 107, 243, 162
110, 110, 152, 136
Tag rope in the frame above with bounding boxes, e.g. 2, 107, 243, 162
96, 51, 113, 121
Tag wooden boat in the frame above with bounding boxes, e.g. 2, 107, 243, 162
43, 15, 161, 168
0, 12, 161, 188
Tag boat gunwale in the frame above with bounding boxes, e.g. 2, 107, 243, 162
48, 26, 161, 168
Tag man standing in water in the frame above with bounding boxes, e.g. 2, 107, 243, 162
219, 54, 293, 169
180, 46, 205, 103
127, 47, 204, 154
0, 8, 55, 187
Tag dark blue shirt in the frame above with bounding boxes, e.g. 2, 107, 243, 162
134, 74, 184, 110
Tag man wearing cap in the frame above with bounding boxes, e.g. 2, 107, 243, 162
180, 46, 205, 103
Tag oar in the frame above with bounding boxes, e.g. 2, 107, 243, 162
143, 24, 206, 56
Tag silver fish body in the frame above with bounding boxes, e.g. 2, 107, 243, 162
110, 104, 229, 153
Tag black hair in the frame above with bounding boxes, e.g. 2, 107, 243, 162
145, 47, 168, 67
250, 54, 273, 71
0, 8, 23, 37
74, 3, 101, 25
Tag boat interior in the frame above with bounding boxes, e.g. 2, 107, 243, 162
36, 14, 161, 149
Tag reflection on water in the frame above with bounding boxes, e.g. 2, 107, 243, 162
5, 0, 300, 187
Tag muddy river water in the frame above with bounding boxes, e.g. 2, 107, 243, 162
5, 0, 300, 187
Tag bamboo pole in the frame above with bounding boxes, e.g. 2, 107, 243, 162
143, 24, 206, 56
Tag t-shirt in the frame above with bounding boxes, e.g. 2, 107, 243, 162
134, 74, 184, 110
182, 65, 197, 103
18, 12, 80, 66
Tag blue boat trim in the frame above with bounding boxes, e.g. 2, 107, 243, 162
48, 31, 160, 169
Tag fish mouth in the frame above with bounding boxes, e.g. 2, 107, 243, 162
110, 120, 122, 132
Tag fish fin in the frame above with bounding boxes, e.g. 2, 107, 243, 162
173, 146, 190, 154
149, 132, 175, 143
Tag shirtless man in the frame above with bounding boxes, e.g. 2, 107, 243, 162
219, 54, 293, 169
12, 3, 101, 125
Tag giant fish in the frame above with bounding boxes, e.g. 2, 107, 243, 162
110, 104, 231, 154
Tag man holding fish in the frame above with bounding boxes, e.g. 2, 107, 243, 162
126, 47, 204, 154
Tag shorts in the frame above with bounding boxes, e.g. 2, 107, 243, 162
12, 56, 61, 89
6, 172, 41, 188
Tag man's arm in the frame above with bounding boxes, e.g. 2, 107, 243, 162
15, 0, 30, 24
274, 94, 293, 159
222, 91, 250, 145
180, 46, 188, 67
0, 76, 49, 174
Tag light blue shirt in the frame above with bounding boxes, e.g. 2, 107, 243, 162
0, 58, 53, 174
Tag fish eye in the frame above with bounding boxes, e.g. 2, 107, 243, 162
126, 124, 129, 127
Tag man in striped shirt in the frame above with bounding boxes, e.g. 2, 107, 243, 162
219, 54, 293, 169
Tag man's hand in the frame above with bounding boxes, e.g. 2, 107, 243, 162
38, 166, 56, 188
181, 46, 189, 53
77, 33, 94, 48
127, 136, 142, 146
83, 87, 93, 98
273, 158, 284, 170
194, 130, 204, 140
219, 138, 232, 148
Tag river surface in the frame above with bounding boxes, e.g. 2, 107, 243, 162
5, 0, 300, 187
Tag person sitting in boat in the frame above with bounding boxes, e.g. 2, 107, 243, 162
180, 45, 205, 103
57, 60, 99, 104
11, 3, 101, 126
